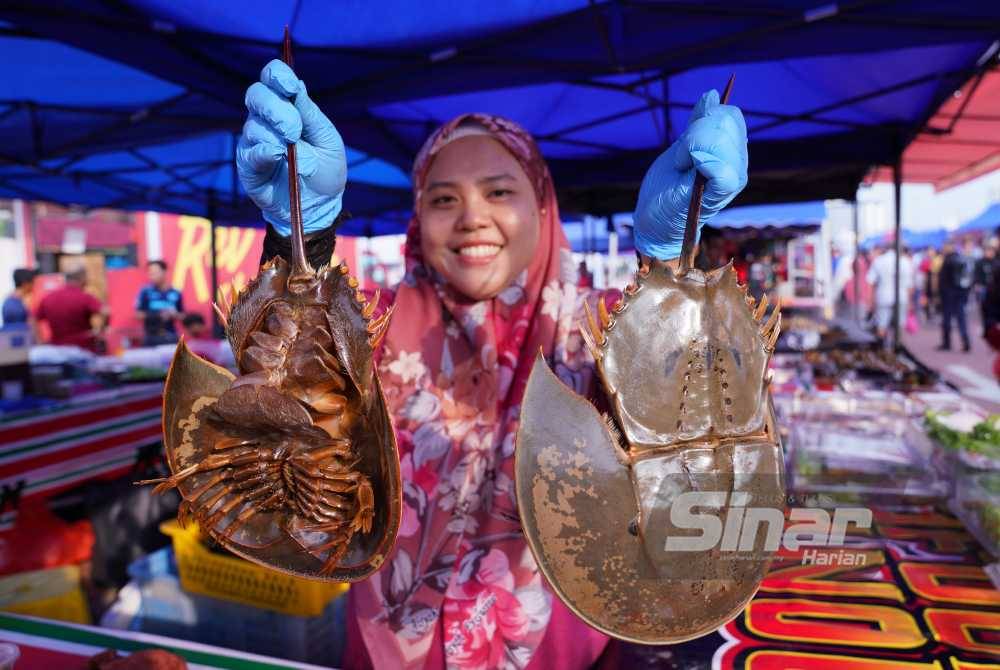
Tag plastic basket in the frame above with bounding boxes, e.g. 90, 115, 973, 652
160, 520, 348, 617
0, 565, 91, 624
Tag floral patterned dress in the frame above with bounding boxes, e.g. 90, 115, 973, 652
343, 114, 622, 670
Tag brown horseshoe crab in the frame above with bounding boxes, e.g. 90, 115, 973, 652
141, 30, 400, 582
144, 245, 400, 581
515, 260, 784, 643
145, 243, 400, 581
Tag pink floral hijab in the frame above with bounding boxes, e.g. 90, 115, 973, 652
347, 114, 610, 669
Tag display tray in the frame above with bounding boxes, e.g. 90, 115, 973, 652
787, 421, 947, 498
777, 390, 947, 499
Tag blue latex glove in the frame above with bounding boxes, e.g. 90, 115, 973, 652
236, 59, 347, 236
632, 89, 748, 260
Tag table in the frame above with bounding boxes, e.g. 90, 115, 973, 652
0, 384, 163, 531
0, 613, 330, 669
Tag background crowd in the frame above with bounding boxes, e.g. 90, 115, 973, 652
828, 231, 1000, 355
1, 259, 207, 353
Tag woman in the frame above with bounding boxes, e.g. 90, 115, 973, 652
237, 60, 747, 670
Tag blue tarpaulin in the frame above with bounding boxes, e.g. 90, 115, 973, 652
563, 215, 636, 254
862, 228, 950, 250
707, 201, 826, 236
0, 2, 998, 233
957, 203, 1000, 235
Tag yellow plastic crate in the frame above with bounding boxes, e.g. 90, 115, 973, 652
0, 565, 91, 624
160, 521, 348, 617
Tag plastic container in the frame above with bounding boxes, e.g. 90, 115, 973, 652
786, 418, 947, 499
922, 408, 1000, 489
950, 471, 1000, 557
160, 520, 348, 617
0, 565, 91, 624
774, 390, 907, 426
103, 548, 346, 665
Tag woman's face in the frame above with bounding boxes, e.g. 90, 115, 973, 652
418, 134, 540, 301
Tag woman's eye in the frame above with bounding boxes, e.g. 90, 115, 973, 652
488, 188, 513, 198
431, 195, 456, 206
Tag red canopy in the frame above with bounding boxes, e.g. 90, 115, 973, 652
868, 68, 1000, 190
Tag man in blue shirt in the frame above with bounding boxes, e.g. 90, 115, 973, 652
2, 268, 38, 334
136, 260, 183, 346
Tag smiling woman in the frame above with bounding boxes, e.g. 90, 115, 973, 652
232, 57, 749, 670
418, 129, 541, 302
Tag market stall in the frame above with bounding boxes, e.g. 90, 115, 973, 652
0, 382, 163, 534
1, 2, 999, 668
703, 201, 832, 313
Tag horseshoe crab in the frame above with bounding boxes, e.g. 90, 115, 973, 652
144, 231, 400, 581
515, 261, 784, 642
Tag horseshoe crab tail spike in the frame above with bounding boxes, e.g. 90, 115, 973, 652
282, 27, 314, 283
597, 297, 611, 330
753, 293, 769, 321
583, 301, 605, 346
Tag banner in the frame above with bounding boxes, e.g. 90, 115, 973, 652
160, 214, 266, 319
114, 214, 358, 325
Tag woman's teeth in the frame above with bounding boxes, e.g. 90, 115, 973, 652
458, 244, 501, 258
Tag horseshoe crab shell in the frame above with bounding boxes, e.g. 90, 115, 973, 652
515, 262, 784, 643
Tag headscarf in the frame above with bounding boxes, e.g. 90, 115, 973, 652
349, 114, 608, 669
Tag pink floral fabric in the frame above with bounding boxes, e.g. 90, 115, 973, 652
346, 114, 617, 670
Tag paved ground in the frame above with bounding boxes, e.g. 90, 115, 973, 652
900, 304, 1000, 413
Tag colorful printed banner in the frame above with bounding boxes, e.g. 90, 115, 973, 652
658, 504, 1000, 669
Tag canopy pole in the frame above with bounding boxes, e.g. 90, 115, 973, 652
892, 159, 902, 350
852, 199, 860, 325
207, 193, 221, 338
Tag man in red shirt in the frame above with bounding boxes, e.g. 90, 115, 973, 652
36, 266, 108, 351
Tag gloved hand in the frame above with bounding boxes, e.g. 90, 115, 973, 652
632, 89, 748, 260
236, 59, 347, 236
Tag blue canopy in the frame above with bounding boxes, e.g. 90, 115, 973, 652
707, 200, 825, 235
563, 214, 636, 254
957, 203, 1000, 235
861, 228, 949, 250
0, 2, 998, 232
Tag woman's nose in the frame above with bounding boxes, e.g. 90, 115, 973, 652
457, 197, 491, 231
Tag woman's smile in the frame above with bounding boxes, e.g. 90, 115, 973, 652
454, 242, 504, 266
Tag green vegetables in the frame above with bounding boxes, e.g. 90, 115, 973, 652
924, 411, 1000, 460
